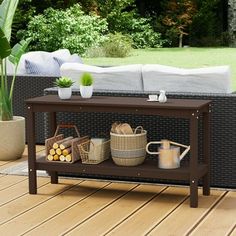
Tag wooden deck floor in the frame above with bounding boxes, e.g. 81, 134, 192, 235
0, 146, 235, 236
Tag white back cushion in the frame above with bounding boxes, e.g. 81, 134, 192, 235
7, 49, 71, 76
142, 64, 232, 93
60, 63, 143, 91
22, 51, 60, 76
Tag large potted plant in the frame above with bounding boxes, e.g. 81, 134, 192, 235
0, 0, 30, 160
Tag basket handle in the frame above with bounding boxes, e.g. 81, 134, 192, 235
134, 126, 144, 134
78, 140, 93, 154
54, 124, 80, 138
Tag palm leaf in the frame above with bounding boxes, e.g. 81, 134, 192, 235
0, 0, 19, 41
0, 27, 11, 59
9, 38, 31, 65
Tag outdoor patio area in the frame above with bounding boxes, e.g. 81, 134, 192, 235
0, 146, 235, 236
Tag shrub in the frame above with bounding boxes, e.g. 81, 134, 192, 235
108, 14, 163, 49
19, 4, 108, 55
102, 33, 132, 57
85, 46, 105, 58
127, 18, 163, 48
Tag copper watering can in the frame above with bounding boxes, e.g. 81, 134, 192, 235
146, 139, 190, 169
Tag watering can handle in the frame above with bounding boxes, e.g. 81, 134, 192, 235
146, 142, 161, 155
179, 146, 191, 160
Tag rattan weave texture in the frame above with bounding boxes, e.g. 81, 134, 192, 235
8, 75, 57, 143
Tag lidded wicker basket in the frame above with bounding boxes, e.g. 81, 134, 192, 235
110, 126, 147, 166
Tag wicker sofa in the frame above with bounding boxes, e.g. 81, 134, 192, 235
9, 75, 57, 143
10, 60, 236, 188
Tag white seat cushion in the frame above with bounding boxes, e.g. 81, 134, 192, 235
60, 63, 143, 91
142, 64, 232, 93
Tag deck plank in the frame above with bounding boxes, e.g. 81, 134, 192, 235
0, 180, 108, 236
105, 187, 188, 236
0, 177, 49, 207
0, 178, 81, 227
231, 226, 236, 236
147, 189, 225, 236
0, 145, 235, 235
190, 191, 236, 236
0, 145, 44, 171
66, 184, 168, 236
0, 175, 27, 191
0, 161, 9, 167
23, 182, 137, 236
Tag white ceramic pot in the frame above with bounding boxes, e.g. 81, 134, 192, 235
0, 116, 25, 161
58, 87, 72, 100
80, 85, 93, 98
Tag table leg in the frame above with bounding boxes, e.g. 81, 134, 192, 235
203, 110, 210, 196
190, 114, 199, 208
27, 106, 37, 194
49, 112, 58, 184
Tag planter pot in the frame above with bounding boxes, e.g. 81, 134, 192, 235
0, 116, 25, 161
58, 87, 72, 100
80, 85, 93, 98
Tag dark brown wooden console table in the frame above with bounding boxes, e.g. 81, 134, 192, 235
26, 95, 211, 208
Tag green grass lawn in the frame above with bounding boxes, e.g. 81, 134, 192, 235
83, 47, 236, 91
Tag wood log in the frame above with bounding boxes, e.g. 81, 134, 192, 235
59, 155, 66, 162
53, 154, 59, 161
56, 148, 62, 155
65, 154, 72, 162
47, 154, 54, 161
60, 137, 77, 150
52, 136, 73, 149
62, 147, 71, 156
49, 149, 56, 155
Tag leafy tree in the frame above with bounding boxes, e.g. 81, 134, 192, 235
19, 4, 108, 55
162, 0, 197, 47
95, 0, 163, 48
189, 0, 224, 46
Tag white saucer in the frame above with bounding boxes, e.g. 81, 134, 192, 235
147, 99, 158, 102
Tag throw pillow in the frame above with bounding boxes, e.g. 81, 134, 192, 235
25, 59, 60, 76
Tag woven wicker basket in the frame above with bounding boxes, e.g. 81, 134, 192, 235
78, 139, 110, 164
110, 126, 147, 166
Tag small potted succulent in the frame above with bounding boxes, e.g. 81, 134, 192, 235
80, 72, 94, 98
54, 77, 74, 100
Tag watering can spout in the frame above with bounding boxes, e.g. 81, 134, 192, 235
179, 145, 190, 160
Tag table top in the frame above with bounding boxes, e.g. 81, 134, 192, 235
26, 95, 211, 110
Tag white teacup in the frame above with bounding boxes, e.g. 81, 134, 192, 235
148, 94, 158, 101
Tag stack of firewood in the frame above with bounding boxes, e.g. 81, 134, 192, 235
47, 136, 75, 162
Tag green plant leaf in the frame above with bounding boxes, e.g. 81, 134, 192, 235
80, 72, 94, 86
9, 38, 31, 65
54, 77, 74, 88
0, 0, 19, 41
0, 28, 11, 59
0, 85, 12, 120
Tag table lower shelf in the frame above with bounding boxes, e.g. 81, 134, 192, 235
36, 156, 208, 181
